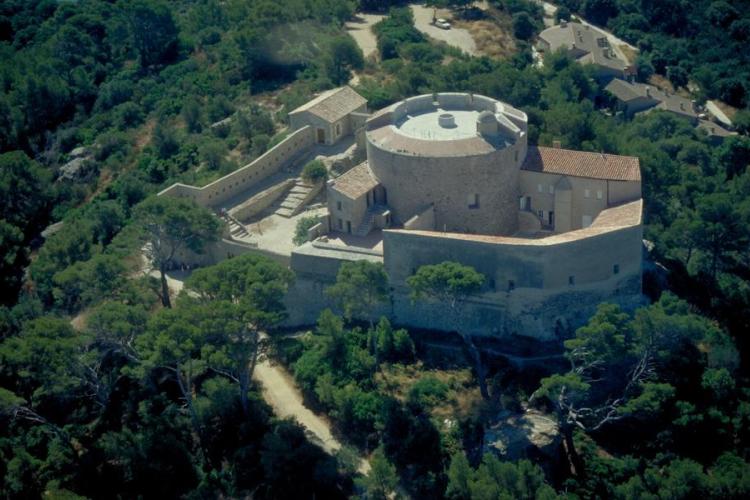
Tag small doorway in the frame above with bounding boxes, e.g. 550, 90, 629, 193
316, 128, 325, 144
519, 196, 531, 211
548, 211, 555, 227
346, 221, 352, 233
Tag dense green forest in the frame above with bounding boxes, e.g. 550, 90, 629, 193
1, 0, 750, 498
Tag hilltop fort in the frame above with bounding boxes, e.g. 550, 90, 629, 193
160, 87, 644, 339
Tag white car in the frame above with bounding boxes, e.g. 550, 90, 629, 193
435, 18, 451, 30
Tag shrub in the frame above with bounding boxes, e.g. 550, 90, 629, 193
294, 215, 322, 245
407, 376, 449, 409
302, 160, 328, 183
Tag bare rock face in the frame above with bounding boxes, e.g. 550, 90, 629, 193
59, 146, 94, 181
484, 408, 560, 463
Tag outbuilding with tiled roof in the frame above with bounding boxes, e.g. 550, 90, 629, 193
289, 86, 368, 146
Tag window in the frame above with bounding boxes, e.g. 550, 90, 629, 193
596, 190, 603, 200
584, 189, 591, 198
537, 184, 543, 193
335, 123, 341, 136
468, 193, 480, 209
537, 209, 544, 220
549, 185, 554, 194
337, 201, 342, 211
568, 275, 575, 286
508, 280, 515, 291
613, 264, 620, 275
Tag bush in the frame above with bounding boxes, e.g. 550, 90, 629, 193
114, 102, 144, 131
301, 160, 328, 183
407, 376, 449, 409
293, 216, 322, 246
512, 12, 536, 41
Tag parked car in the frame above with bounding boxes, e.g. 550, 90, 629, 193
435, 18, 451, 29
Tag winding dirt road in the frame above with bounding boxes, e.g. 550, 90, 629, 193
158, 271, 371, 474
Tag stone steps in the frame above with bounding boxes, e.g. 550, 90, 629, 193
273, 180, 317, 217
225, 216, 249, 238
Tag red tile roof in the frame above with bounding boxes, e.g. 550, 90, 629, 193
522, 146, 640, 182
330, 161, 380, 199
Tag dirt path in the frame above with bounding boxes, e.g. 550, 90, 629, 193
253, 344, 369, 473
345, 13, 385, 59
143, 267, 371, 475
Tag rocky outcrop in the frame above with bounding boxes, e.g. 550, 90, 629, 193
484, 408, 560, 463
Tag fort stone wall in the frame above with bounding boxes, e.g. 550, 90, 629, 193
158, 125, 315, 208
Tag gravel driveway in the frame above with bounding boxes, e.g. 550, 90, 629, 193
410, 4, 477, 56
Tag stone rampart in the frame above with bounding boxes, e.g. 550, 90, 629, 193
158, 125, 315, 208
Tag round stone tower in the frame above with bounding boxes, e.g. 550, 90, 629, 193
364, 93, 528, 236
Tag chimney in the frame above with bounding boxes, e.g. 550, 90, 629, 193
645, 86, 651, 97
553, 140, 562, 149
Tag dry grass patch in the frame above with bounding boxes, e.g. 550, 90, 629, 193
375, 362, 483, 421
618, 44, 638, 65
714, 100, 739, 120
453, 13, 517, 59
648, 74, 674, 93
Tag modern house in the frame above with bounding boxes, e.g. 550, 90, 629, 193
537, 21, 634, 80
604, 79, 698, 123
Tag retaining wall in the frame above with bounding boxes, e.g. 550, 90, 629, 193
158, 126, 315, 208
229, 179, 294, 222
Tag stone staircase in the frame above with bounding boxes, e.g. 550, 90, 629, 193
353, 204, 387, 237
224, 214, 249, 238
274, 180, 316, 217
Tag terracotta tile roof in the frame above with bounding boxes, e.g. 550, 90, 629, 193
289, 86, 367, 124
330, 161, 379, 199
521, 146, 640, 182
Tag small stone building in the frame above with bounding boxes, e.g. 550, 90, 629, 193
326, 161, 390, 236
288, 86, 367, 146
